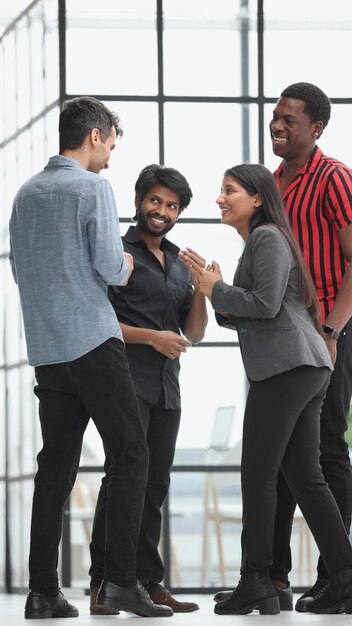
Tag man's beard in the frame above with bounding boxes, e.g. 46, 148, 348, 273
137, 209, 173, 237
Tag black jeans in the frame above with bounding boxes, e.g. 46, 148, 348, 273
241, 366, 352, 575
29, 338, 148, 591
270, 321, 352, 583
89, 393, 181, 589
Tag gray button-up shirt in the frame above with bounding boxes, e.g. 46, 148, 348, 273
9, 155, 129, 366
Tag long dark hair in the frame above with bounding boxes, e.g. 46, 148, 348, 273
224, 164, 322, 333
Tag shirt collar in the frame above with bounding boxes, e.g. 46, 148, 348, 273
45, 155, 86, 170
274, 145, 322, 179
123, 225, 180, 256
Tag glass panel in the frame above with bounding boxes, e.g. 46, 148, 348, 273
15, 19, 31, 129
21, 366, 39, 475
264, 103, 352, 173
177, 346, 246, 451
163, 0, 257, 97
4, 271, 25, 370
164, 103, 259, 218
43, 0, 59, 106
264, 0, 352, 97
7, 365, 37, 477
100, 101, 159, 217
9, 479, 33, 588
7, 369, 21, 477
66, 0, 157, 96
0, 371, 4, 473
69, 472, 103, 587
17, 130, 32, 189
0, 148, 6, 255
4, 142, 20, 228
0, 483, 4, 586
29, 3, 46, 118
168, 469, 241, 587
164, 222, 244, 343
44, 105, 60, 161
2, 30, 16, 140
168, 468, 318, 587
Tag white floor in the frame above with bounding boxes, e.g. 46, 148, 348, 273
2, 591, 352, 625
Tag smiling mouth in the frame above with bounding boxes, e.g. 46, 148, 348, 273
271, 135, 288, 143
149, 215, 169, 224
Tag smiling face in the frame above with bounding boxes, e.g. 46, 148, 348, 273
269, 96, 322, 163
135, 184, 180, 237
216, 175, 261, 239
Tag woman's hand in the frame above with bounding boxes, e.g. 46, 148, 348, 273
179, 247, 223, 299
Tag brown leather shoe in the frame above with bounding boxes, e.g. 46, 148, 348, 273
149, 585, 199, 613
90, 586, 119, 615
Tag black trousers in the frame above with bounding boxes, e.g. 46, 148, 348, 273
30, 338, 148, 590
89, 393, 181, 589
241, 365, 352, 575
270, 321, 352, 582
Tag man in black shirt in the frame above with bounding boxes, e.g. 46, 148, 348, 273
89, 164, 208, 613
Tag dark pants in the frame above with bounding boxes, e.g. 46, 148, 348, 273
241, 366, 352, 575
89, 393, 181, 589
270, 321, 352, 583
29, 338, 148, 591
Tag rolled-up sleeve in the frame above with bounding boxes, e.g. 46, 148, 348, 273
85, 179, 129, 285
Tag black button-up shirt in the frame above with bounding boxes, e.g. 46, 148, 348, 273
108, 226, 194, 408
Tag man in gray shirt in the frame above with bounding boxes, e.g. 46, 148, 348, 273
9, 96, 171, 619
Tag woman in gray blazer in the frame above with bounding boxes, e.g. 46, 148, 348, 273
179, 164, 352, 616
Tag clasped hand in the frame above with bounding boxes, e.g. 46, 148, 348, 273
178, 247, 223, 299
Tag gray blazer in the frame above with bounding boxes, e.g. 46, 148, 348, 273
212, 225, 333, 381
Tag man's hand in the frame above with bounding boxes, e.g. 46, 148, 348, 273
151, 330, 192, 360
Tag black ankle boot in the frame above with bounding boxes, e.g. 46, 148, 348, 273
307, 566, 352, 614
214, 569, 280, 615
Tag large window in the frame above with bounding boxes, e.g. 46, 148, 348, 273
1, 0, 351, 592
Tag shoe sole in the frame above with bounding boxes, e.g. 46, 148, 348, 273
215, 596, 280, 616
90, 609, 119, 615
216, 600, 297, 611
214, 596, 292, 611
97, 599, 172, 617
25, 609, 79, 619
214, 605, 280, 616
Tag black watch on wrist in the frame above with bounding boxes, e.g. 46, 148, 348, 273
322, 324, 340, 340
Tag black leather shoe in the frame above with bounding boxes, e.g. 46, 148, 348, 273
24, 590, 79, 619
96, 580, 173, 617
304, 567, 352, 614
214, 581, 293, 611
214, 570, 280, 615
295, 576, 330, 612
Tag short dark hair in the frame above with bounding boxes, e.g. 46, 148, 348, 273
59, 96, 123, 152
134, 164, 193, 214
224, 163, 322, 333
280, 82, 331, 129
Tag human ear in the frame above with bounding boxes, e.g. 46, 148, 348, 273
254, 194, 262, 207
90, 128, 100, 146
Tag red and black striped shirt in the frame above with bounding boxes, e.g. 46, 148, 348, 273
274, 146, 352, 321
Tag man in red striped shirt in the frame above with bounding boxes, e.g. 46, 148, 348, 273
270, 82, 352, 612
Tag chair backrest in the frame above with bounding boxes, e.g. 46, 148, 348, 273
209, 405, 235, 449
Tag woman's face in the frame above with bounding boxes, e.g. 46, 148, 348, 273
216, 175, 260, 238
